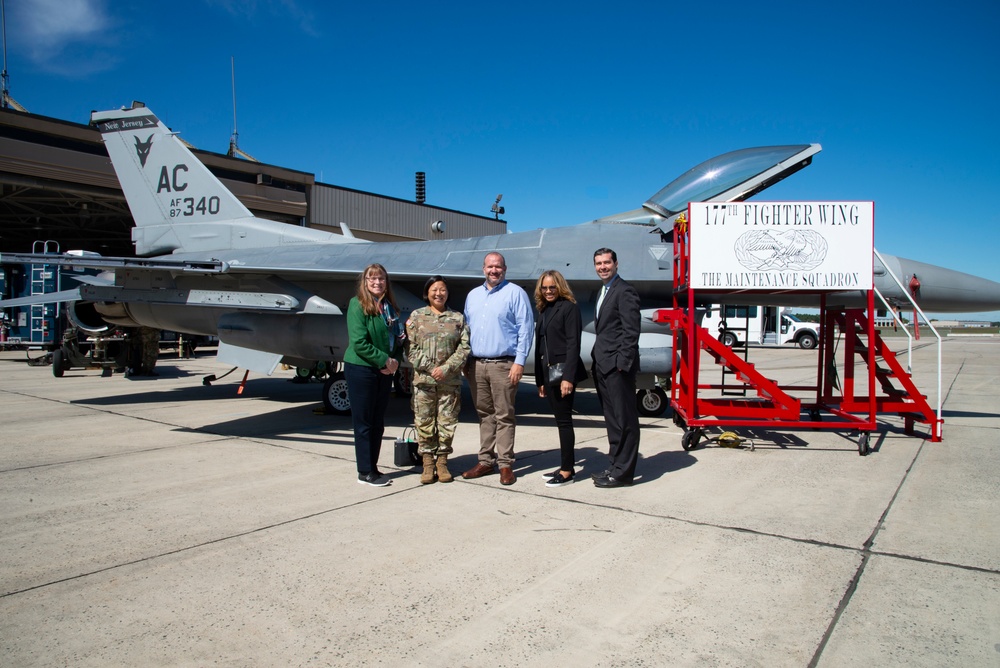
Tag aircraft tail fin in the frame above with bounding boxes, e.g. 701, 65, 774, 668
91, 104, 359, 256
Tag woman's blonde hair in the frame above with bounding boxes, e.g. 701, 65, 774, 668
534, 270, 576, 311
356, 263, 398, 315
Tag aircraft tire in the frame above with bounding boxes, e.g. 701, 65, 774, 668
636, 387, 667, 417
322, 372, 351, 415
52, 348, 66, 378
394, 367, 412, 396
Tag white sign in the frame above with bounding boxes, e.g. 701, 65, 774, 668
687, 201, 874, 291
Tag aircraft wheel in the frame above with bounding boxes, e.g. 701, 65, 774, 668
394, 367, 412, 396
295, 366, 313, 380
720, 331, 738, 348
636, 387, 667, 417
681, 428, 702, 451
858, 432, 871, 456
798, 332, 818, 350
52, 348, 66, 378
322, 372, 351, 415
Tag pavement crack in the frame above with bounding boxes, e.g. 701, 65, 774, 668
0, 489, 412, 600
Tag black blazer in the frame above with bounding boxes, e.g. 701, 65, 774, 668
534, 297, 588, 387
591, 277, 641, 375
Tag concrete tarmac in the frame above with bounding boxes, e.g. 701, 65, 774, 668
1, 339, 998, 667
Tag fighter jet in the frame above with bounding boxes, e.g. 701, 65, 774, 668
4, 103, 1000, 415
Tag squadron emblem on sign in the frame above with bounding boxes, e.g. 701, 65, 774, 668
734, 229, 828, 271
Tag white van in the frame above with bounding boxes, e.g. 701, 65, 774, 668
698, 304, 820, 349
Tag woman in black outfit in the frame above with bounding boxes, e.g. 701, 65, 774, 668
533, 270, 588, 486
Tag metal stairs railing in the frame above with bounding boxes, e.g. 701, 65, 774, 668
832, 309, 941, 438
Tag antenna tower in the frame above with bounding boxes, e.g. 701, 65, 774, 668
227, 56, 258, 162
1, 0, 26, 111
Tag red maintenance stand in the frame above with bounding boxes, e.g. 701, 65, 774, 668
658, 207, 942, 455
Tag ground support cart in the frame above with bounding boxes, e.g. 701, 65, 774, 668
661, 211, 942, 455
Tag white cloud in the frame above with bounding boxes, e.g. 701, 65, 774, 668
17, 0, 106, 44
10, 0, 113, 72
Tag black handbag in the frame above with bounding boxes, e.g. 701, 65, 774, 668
547, 362, 565, 386
393, 427, 420, 467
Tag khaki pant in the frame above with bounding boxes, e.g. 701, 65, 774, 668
465, 358, 517, 468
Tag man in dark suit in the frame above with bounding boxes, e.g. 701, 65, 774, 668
591, 247, 641, 487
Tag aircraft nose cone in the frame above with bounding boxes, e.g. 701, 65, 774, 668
882, 255, 1000, 314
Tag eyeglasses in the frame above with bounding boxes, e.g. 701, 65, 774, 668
366, 276, 386, 283
540, 286, 558, 292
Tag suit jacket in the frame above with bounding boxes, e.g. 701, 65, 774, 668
591, 276, 641, 376
534, 298, 588, 387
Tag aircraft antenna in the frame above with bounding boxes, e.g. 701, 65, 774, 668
0, 0, 26, 112
227, 56, 258, 162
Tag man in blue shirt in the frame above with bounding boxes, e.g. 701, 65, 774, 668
462, 252, 534, 485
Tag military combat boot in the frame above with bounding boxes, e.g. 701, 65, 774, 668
421, 453, 436, 484
435, 454, 453, 483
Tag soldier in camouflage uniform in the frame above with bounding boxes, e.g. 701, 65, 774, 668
405, 276, 470, 484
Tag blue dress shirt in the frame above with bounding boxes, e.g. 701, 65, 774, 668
464, 279, 535, 365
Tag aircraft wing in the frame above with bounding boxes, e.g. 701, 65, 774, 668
0, 252, 227, 273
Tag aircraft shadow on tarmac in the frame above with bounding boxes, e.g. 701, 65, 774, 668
62, 373, 696, 483
62, 369, 949, 475
69, 374, 324, 406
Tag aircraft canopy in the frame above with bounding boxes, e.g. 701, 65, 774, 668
644, 144, 818, 217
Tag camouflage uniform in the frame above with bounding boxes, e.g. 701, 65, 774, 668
405, 307, 470, 455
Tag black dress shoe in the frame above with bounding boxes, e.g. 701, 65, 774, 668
593, 475, 633, 488
591, 469, 612, 480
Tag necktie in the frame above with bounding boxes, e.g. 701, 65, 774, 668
597, 284, 607, 318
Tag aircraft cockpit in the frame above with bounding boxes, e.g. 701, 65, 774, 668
590, 143, 822, 229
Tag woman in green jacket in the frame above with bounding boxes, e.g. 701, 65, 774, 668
344, 263, 406, 487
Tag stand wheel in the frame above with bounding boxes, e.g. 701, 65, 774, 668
858, 432, 871, 456
681, 428, 702, 451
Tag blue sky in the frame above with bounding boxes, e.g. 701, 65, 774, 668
7, 0, 1000, 320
